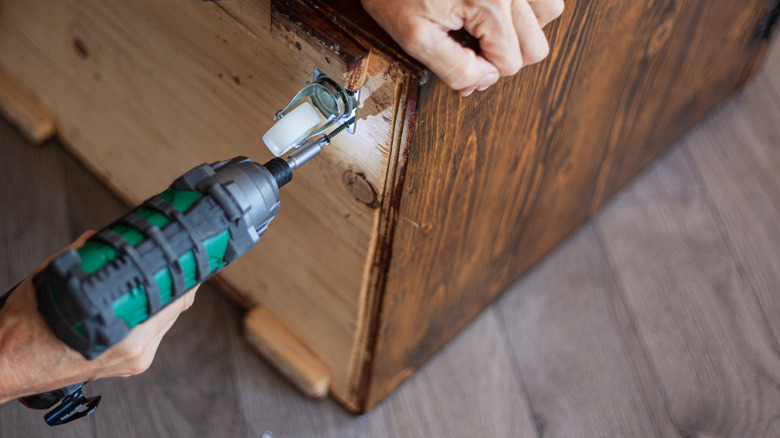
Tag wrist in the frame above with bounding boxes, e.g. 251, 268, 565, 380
0, 282, 78, 403
0, 308, 39, 403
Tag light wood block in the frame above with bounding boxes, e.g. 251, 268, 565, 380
0, 66, 56, 144
244, 307, 331, 398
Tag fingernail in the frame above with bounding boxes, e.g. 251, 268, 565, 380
460, 86, 478, 97
477, 73, 499, 91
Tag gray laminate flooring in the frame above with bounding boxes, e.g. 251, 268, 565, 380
1, 40, 778, 438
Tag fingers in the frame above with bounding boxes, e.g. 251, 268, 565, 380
462, 0, 522, 77
511, 0, 550, 66
400, 17, 500, 94
361, 0, 561, 95
527, 0, 565, 27
177, 287, 198, 313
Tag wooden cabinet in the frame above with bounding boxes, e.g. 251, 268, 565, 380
0, 0, 775, 412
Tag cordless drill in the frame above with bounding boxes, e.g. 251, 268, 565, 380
0, 129, 343, 426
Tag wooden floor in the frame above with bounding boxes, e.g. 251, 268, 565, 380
1, 40, 779, 437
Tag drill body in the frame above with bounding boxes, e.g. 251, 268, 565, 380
3, 152, 317, 425
1, 91, 346, 425
34, 156, 291, 359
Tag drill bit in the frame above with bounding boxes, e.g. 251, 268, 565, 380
285, 118, 356, 170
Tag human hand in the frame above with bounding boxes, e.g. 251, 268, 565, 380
361, 0, 563, 96
0, 231, 198, 403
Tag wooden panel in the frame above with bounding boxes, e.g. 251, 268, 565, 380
0, 0, 410, 402
363, 0, 774, 409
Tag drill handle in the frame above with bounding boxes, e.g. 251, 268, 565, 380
33, 157, 283, 359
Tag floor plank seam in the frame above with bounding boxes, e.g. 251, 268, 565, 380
680, 143, 780, 359
590, 219, 683, 438
761, 75, 780, 112
218, 295, 255, 438
61, 146, 86, 243
490, 306, 544, 438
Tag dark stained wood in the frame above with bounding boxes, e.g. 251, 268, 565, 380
316, 0, 424, 73
267, 0, 372, 92
362, 0, 776, 409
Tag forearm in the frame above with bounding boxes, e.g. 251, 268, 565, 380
0, 309, 38, 403
0, 314, 58, 403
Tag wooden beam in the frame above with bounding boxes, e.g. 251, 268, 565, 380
244, 307, 331, 398
0, 66, 56, 144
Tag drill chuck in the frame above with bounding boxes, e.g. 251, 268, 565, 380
33, 157, 289, 359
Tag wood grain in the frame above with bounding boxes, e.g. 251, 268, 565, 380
363, 0, 775, 409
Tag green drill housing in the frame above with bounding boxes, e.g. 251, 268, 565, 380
33, 157, 292, 359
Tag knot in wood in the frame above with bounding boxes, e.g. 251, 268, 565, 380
342, 169, 378, 208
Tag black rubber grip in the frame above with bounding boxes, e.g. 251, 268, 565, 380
32, 163, 263, 359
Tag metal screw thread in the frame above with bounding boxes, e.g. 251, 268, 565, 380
326, 117, 355, 141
